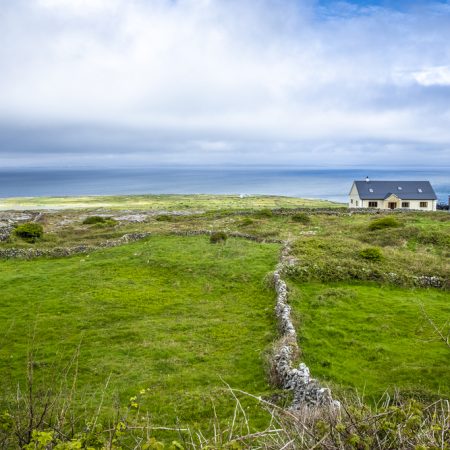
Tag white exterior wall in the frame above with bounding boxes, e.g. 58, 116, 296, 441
348, 183, 362, 208
399, 199, 436, 211
348, 183, 437, 211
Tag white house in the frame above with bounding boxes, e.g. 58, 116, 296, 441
349, 178, 437, 211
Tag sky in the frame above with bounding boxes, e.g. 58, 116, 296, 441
0, 0, 449, 169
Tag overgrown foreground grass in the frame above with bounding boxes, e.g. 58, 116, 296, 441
289, 282, 450, 401
0, 236, 280, 444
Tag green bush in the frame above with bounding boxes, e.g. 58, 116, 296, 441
417, 230, 450, 247
82, 216, 116, 226
83, 216, 107, 224
291, 213, 311, 224
359, 247, 384, 261
368, 217, 401, 231
155, 214, 173, 222
239, 217, 254, 227
255, 208, 273, 218
210, 231, 227, 244
14, 223, 43, 242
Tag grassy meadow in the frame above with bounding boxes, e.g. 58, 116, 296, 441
289, 282, 450, 401
0, 235, 279, 432
0, 195, 449, 447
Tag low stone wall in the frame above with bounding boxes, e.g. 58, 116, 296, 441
272, 242, 339, 410
168, 229, 284, 243
0, 226, 13, 242
0, 232, 152, 259
0, 230, 282, 260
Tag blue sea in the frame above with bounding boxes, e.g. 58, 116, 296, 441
0, 167, 448, 204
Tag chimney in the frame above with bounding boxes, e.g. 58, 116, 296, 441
365, 176, 370, 183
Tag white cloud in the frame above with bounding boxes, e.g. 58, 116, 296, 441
411, 66, 450, 86
0, 0, 449, 166
36, 0, 120, 15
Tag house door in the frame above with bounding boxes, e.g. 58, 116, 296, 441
388, 202, 397, 209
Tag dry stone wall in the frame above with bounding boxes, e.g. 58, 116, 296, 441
272, 241, 339, 410
0, 232, 151, 259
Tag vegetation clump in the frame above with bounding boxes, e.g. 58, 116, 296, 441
210, 231, 228, 244
82, 216, 116, 226
291, 212, 311, 224
368, 217, 401, 231
155, 214, 173, 222
255, 208, 273, 218
239, 217, 254, 227
359, 247, 384, 261
14, 223, 43, 242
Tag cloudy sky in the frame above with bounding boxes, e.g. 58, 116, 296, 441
0, 0, 449, 168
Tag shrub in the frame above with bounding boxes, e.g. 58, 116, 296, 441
368, 217, 401, 231
239, 217, 254, 227
14, 223, 43, 242
82, 216, 116, 226
359, 247, 383, 261
255, 208, 273, 218
155, 214, 173, 222
83, 216, 106, 225
291, 213, 311, 224
210, 231, 227, 244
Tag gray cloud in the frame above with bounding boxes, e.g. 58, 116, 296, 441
0, 0, 449, 167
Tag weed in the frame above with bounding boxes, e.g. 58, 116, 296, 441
255, 209, 273, 218
291, 213, 311, 224
239, 218, 254, 227
359, 247, 383, 261
155, 214, 173, 222
368, 217, 401, 231
210, 231, 228, 243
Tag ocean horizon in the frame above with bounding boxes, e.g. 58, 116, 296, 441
1, 167, 449, 204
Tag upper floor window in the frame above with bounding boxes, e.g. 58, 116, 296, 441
420, 202, 428, 208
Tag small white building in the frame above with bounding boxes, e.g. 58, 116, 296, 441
349, 178, 437, 211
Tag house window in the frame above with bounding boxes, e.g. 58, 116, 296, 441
402, 202, 410, 208
420, 202, 428, 208
351, 199, 353, 204
356, 200, 359, 207
368, 201, 378, 207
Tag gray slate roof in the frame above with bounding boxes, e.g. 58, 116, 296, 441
354, 180, 437, 200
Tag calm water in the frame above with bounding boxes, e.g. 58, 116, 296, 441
0, 168, 449, 203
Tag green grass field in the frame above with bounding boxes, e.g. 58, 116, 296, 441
0, 235, 279, 431
0, 197, 449, 447
0, 193, 343, 211
289, 281, 450, 401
